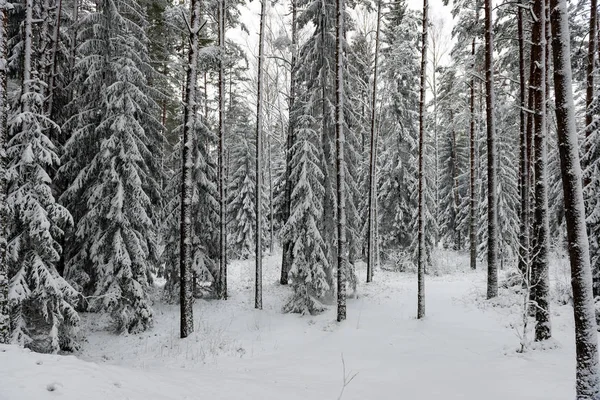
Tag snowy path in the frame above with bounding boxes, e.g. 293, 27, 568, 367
1, 254, 579, 399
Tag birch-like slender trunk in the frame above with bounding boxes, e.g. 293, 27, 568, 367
417, 0, 428, 319
217, 0, 227, 300
517, 0, 530, 278
46, 0, 63, 117
255, 0, 266, 310
531, 0, 551, 341
469, 37, 477, 271
484, 0, 498, 299
280, 0, 296, 285
585, 0, 597, 192
550, 0, 600, 396
366, 0, 381, 284
0, 0, 9, 344
179, 0, 201, 339
335, 0, 347, 322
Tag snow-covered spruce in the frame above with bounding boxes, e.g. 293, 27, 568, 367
5, 0, 78, 353
282, 115, 330, 315
60, 0, 163, 333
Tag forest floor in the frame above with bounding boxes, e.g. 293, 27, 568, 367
0, 250, 584, 399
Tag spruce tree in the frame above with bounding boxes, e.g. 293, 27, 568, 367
6, 0, 79, 352
61, 0, 163, 333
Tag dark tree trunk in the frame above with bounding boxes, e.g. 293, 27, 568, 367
217, 0, 227, 300
0, 3, 9, 344
469, 37, 477, 271
255, 0, 266, 310
179, 0, 202, 339
484, 0, 498, 299
417, 0, 428, 319
335, 0, 347, 322
281, 0, 297, 286
550, 0, 600, 396
517, 0, 530, 278
366, 0, 381, 283
530, 0, 551, 341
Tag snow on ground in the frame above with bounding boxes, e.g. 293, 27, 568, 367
0, 250, 587, 399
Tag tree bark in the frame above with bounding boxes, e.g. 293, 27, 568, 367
0, 1, 9, 344
255, 0, 266, 310
550, 0, 600, 396
469, 37, 477, 271
417, 0, 428, 319
517, 0, 529, 278
179, 0, 201, 339
484, 0, 498, 299
335, 0, 347, 322
217, 0, 227, 300
530, 0, 551, 341
280, 0, 297, 285
366, 0, 381, 284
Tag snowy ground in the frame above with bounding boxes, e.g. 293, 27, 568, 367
0, 250, 586, 399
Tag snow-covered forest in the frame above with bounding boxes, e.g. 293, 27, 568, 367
1, 0, 600, 398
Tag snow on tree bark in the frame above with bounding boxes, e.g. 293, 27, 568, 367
517, 0, 530, 278
0, 0, 8, 344
179, 0, 201, 339
280, 0, 298, 286
484, 0, 498, 299
217, 0, 228, 300
335, 0, 347, 322
470, 36, 477, 271
549, 0, 600, 396
417, 0, 428, 319
366, 0, 381, 284
255, 0, 266, 310
530, 0, 551, 341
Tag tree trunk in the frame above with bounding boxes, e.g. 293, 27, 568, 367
517, 0, 529, 278
484, 0, 498, 299
530, 0, 551, 341
586, 0, 597, 139
179, 0, 201, 339
335, 0, 346, 322
0, 1, 9, 344
280, 0, 297, 285
255, 0, 266, 310
366, 0, 381, 284
550, 0, 600, 396
46, 0, 63, 118
417, 0, 428, 319
217, 0, 227, 300
469, 37, 477, 271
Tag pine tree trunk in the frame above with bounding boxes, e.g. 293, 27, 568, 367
179, 0, 201, 339
484, 0, 498, 299
416, 0, 428, 319
255, 0, 266, 310
217, 0, 227, 300
550, 0, 600, 396
335, 0, 347, 323
469, 37, 477, 271
586, 0, 597, 140
530, 0, 551, 341
0, 1, 9, 344
366, 0, 381, 284
46, 0, 63, 117
280, 0, 296, 284
517, 0, 530, 278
